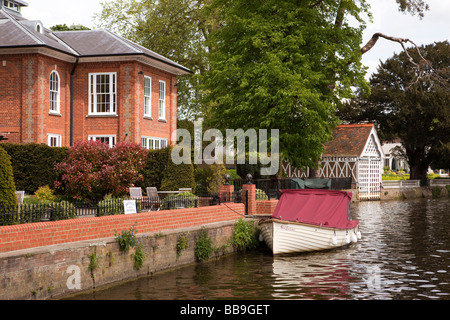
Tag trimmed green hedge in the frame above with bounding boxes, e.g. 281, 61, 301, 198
0, 145, 18, 207
160, 147, 196, 192
136, 147, 171, 191
1, 143, 68, 194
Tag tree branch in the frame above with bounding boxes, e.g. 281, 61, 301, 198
361, 32, 436, 86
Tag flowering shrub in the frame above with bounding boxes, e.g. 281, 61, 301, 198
54, 140, 148, 201
35, 185, 56, 202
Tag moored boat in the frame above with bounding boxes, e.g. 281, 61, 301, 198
259, 189, 360, 254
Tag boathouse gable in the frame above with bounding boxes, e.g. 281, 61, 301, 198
283, 123, 384, 200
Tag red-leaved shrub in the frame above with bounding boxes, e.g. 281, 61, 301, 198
55, 140, 148, 201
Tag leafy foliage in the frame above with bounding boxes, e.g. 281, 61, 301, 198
161, 192, 199, 210
0, 146, 17, 207
54, 141, 148, 201
194, 227, 213, 261
231, 219, 258, 252
201, 0, 369, 170
115, 223, 138, 252
395, 0, 429, 18
34, 185, 56, 202
176, 235, 190, 258
1, 143, 68, 194
50, 24, 91, 31
194, 164, 226, 194
136, 147, 171, 190
131, 242, 147, 270
337, 41, 450, 179
95, 0, 214, 119
160, 148, 196, 191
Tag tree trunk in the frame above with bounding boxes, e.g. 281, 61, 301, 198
308, 162, 321, 178
407, 151, 429, 181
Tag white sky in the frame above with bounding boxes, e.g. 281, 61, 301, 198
22, 0, 450, 79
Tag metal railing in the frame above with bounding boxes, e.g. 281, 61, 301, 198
232, 177, 352, 199
0, 194, 223, 226
429, 179, 450, 187
382, 180, 421, 189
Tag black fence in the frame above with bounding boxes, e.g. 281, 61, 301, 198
232, 177, 353, 199
0, 178, 354, 226
0, 193, 228, 226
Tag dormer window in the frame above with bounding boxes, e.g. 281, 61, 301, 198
3, 1, 21, 13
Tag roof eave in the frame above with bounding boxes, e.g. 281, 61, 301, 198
0, 44, 78, 62
78, 53, 193, 75
0, 46, 192, 75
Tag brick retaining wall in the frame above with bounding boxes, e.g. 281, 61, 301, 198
0, 220, 243, 300
256, 200, 278, 216
0, 203, 245, 253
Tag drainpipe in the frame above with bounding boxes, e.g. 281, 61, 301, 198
70, 58, 79, 146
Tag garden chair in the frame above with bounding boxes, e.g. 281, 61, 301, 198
129, 187, 143, 199
15, 191, 25, 205
15, 191, 25, 214
146, 187, 162, 211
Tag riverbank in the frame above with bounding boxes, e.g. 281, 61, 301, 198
0, 219, 251, 300
1, 185, 448, 300
380, 185, 449, 201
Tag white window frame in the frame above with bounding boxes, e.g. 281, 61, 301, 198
158, 80, 166, 120
141, 136, 168, 150
4, 1, 19, 12
88, 72, 117, 116
144, 76, 152, 118
49, 70, 60, 114
88, 135, 116, 148
47, 134, 62, 147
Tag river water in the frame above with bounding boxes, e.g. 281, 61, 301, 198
66, 198, 449, 300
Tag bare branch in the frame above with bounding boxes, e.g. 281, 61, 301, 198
361, 32, 437, 86
361, 33, 409, 55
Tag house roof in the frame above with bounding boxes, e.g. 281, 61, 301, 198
322, 123, 376, 157
0, 8, 192, 75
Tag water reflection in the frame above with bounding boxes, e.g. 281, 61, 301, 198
65, 198, 449, 300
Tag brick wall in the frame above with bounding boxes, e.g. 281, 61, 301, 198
256, 199, 279, 215
0, 55, 22, 143
0, 219, 243, 300
0, 203, 245, 253
0, 55, 178, 147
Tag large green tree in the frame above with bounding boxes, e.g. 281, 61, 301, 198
337, 41, 450, 180
201, 0, 431, 171
201, 0, 371, 170
95, 0, 430, 170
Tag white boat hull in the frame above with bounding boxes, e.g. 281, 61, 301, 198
259, 219, 360, 255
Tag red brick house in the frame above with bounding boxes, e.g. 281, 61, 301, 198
0, 0, 191, 148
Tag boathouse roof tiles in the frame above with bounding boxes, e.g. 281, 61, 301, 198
322, 123, 375, 157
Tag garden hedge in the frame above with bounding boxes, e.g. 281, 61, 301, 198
0, 145, 18, 207
136, 147, 171, 191
160, 147, 196, 192
1, 143, 68, 194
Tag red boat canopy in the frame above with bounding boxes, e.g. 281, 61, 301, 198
272, 189, 359, 230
